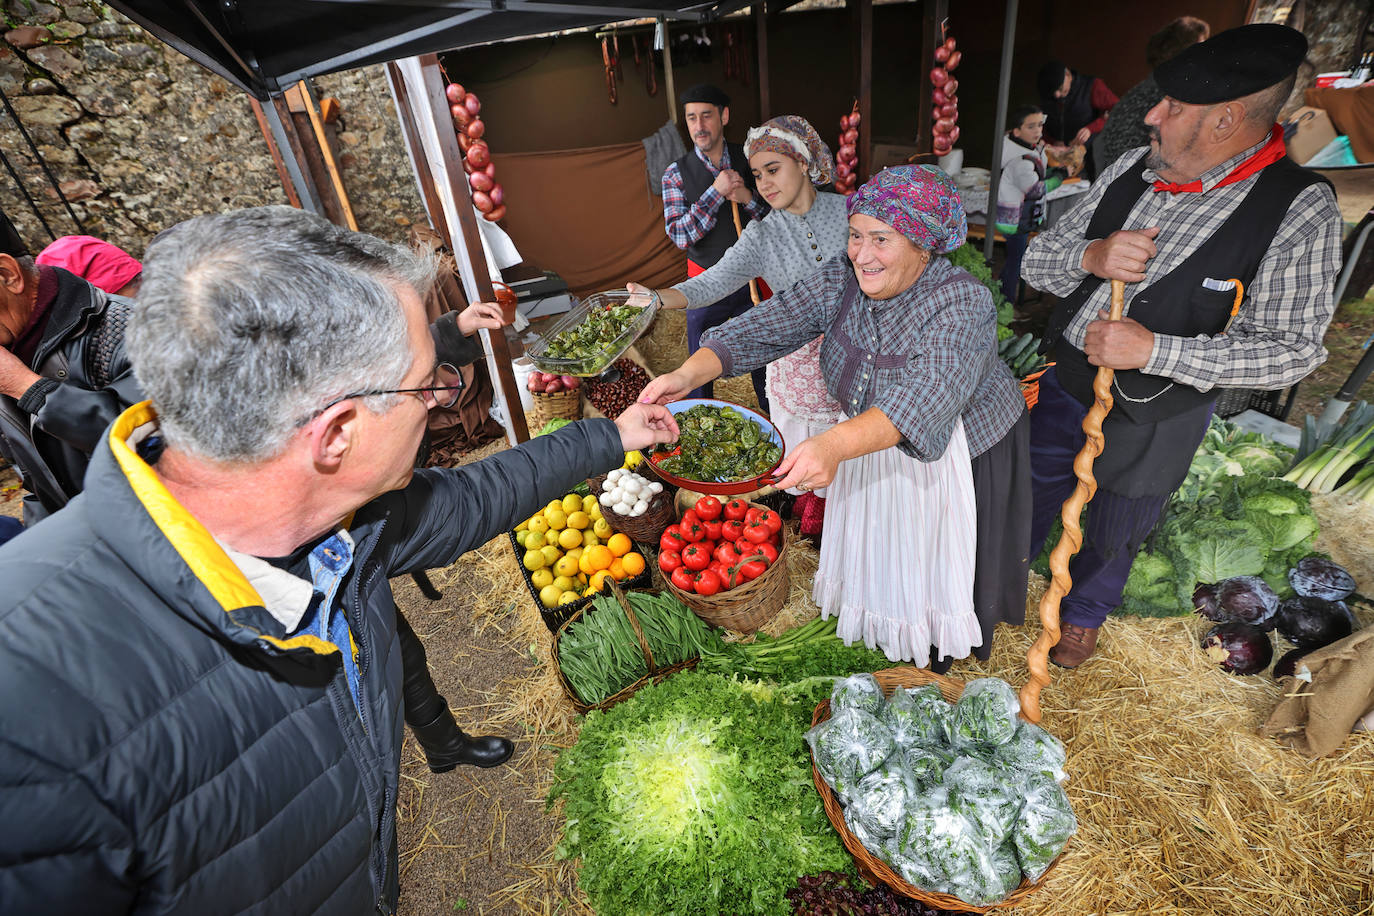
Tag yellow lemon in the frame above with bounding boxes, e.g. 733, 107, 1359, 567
554, 554, 580, 578
559, 590, 582, 605
528, 516, 549, 535
566, 546, 584, 564
515, 518, 529, 532
585, 544, 614, 572
531, 567, 554, 590
546, 500, 563, 516
582, 529, 600, 548
524, 530, 546, 551
539, 584, 562, 609
515, 529, 530, 548
552, 575, 576, 592
540, 545, 562, 567
581, 586, 597, 598
608, 558, 627, 581
582, 494, 599, 513
567, 510, 591, 531
589, 504, 603, 521
557, 528, 583, 550
607, 532, 632, 558
589, 570, 612, 591
592, 518, 613, 540
523, 549, 546, 571
562, 493, 583, 514
622, 551, 646, 577
544, 507, 567, 531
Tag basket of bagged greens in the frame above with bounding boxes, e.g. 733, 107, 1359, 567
806, 669, 1075, 913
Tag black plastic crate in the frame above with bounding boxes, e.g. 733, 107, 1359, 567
508, 530, 653, 633
1214, 384, 1299, 422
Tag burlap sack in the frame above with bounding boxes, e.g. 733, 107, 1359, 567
1262, 627, 1374, 757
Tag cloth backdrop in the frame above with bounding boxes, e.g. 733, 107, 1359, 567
492, 141, 688, 296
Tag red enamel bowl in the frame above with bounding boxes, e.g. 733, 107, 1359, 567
647, 399, 787, 496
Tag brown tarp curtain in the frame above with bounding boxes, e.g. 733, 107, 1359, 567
492, 141, 688, 296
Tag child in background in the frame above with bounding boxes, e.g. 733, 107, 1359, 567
996, 106, 1060, 304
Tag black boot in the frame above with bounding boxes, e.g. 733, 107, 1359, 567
410, 700, 514, 771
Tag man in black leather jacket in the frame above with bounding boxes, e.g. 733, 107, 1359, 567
0, 210, 142, 524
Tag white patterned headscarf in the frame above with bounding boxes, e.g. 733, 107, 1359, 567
745, 115, 835, 187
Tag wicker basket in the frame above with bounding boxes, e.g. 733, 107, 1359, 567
661, 500, 789, 634
586, 464, 677, 544
552, 580, 699, 714
508, 530, 652, 633
810, 666, 1067, 913
527, 387, 582, 430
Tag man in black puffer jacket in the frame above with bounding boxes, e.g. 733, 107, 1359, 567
0, 206, 679, 914
0, 210, 143, 524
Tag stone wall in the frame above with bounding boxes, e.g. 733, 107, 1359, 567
0, 0, 423, 257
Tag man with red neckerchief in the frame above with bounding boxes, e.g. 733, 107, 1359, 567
1021, 23, 1343, 669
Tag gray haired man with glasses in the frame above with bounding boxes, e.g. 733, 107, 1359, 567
0, 206, 679, 915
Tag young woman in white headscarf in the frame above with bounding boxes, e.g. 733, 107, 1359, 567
629, 115, 846, 536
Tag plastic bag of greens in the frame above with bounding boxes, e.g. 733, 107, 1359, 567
948, 841, 1024, 906
895, 788, 997, 899
846, 761, 915, 840
992, 720, 1068, 786
882, 684, 952, 749
806, 707, 897, 801
1013, 773, 1077, 881
902, 744, 952, 792
831, 673, 886, 716
949, 678, 1021, 753
944, 756, 1023, 846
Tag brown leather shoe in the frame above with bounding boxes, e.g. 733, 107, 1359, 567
1049, 623, 1099, 669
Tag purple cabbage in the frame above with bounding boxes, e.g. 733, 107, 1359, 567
1276, 596, 1355, 650
1201, 622, 1273, 676
1288, 556, 1356, 602
1216, 576, 1280, 631
1192, 583, 1227, 622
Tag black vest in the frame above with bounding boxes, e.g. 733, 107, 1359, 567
675, 142, 759, 267
1039, 152, 1330, 497
1044, 152, 1330, 426
1044, 72, 1096, 146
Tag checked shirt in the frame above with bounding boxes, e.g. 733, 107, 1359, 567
1022, 138, 1343, 392
661, 145, 769, 251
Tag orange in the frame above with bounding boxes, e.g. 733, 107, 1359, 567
584, 544, 614, 572
608, 558, 627, 581
578, 551, 597, 576
589, 569, 612, 591
606, 532, 632, 558
621, 551, 646, 577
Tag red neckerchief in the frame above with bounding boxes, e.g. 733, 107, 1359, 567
1151, 125, 1286, 194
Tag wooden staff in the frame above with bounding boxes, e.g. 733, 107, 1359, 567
1021, 279, 1126, 724
731, 201, 761, 304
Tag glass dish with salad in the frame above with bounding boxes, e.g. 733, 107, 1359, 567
526, 289, 659, 377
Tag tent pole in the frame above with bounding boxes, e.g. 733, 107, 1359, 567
660, 18, 677, 124
916, 0, 946, 157
260, 94, 329, 217
984, 0, 1018, 264
754, 2, 770, 119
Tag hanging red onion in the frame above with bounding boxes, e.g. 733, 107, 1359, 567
934, 45, 950, 63
944, 77, 959, 96
946, 50, 962, 71
836, 161, 852, 180
932, 87, 948, 106
459, 133, 473, 153
840, 114, 852, 130
849, 111, 861, 127
933, 136, 952, 155
445, 83, 465, 104
843, 128, 859, 145
943, 37, 957, 52
471, 189, 494, 213
934, 117, 956, 134
469, 171, 494, 193
485, 204, 506, 222
463, 93, 481, 116
484, 162, 497, 179
466, 142, 491, 168
838, 143, 856, 160
948, 125, 961, 144
450, 103, 470, 126
466, 118, 486, 139
489, 184, 504, 207
930, 67, 949, 86
939, 101, 958, 119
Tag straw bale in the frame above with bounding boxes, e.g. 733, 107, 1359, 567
1312, 492, 1374, 594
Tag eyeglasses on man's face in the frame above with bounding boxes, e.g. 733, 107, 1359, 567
306, 362, 465, 424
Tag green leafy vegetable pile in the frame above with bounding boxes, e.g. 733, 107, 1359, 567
654, 403, 783, 483
698, 616, 894, 684
549, 670, 851, 916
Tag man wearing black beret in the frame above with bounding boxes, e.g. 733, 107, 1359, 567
1021, 23, 1342, 668
660, 83, 770, 408
0, 209, 143, 525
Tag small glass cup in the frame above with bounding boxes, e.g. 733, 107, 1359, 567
492, 281, 518, 324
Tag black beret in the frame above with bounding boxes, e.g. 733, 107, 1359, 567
0, 209, 28, 259
679, 83, 730, 109
1153, 23, 1306, 105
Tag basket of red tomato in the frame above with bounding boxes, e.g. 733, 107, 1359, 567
657, 495, 789, 634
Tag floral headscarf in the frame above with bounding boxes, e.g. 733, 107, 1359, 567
845, 165, 967, 254
744, 115, 835, 187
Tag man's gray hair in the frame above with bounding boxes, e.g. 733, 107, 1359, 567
128, 206, 437, 463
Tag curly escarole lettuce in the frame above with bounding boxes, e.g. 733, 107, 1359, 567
548, 671, 849, 915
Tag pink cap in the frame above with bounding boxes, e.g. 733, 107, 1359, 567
36, 235, 142, 295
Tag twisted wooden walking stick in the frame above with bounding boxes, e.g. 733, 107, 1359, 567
730, 201, 761, 304
1021, 279, 1126, 724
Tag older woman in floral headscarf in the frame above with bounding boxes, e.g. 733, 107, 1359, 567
640, 165, 1031, 673
629, 115, 847, 527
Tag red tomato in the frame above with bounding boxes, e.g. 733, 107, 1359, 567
682, 508, 701, 528
735, 536, 754, 556
723, 499, 749, 521
659, 550, 683, 573
660, 526, 687, 553
745, 507, 762, 525
681, 543, 711, 572
702, 519, 722, 541
715, 542, 742, 566
755, 508, 782, 536
679, 520, 707, 543
671, 566, 697, 592
694, 496, 723, 521
693, 568, 722, 596
721, 519, 744, 541
743, 519, 772, 544
735, 556, 767, 581
756, 541, 779, 565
